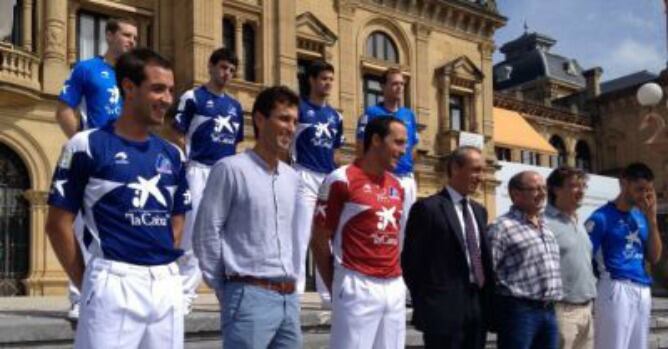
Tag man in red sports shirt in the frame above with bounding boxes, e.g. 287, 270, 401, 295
311, 116, 408, 349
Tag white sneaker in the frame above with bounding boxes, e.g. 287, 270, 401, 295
67, 302, 80, 320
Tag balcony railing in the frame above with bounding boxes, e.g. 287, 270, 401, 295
0, 43, 40, 94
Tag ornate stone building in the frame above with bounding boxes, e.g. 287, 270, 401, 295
0, 0, 505, 295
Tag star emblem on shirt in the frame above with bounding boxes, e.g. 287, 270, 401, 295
375, 206, 397, 231
213, 115, 236, 134
127, 174, 167, 208
314, 122, 332, 139
316, 203, 327, 218
53, 180, 67, 197
625, 230, 642, 247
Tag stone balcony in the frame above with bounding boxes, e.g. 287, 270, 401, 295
0, 43, 41, 106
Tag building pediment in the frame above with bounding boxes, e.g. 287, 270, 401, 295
296, 12, 337, 46
436, 56, 484, 82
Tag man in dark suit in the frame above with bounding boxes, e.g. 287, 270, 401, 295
402, 145, 494, 349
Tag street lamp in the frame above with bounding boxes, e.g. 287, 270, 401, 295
637, 82, 664, 107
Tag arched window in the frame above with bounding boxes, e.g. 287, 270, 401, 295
0, 143, 30, 296
575, 141, 592, 172
366, 31, 398, 63
549, 135, 567, 168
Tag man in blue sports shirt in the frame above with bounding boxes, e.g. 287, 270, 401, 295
45, 48, 191, 349
291, 60, 344, 306
356, 67, 419, 248
171, 47, 244, 314
586, 162, 663, 349
55, 17, 137, 319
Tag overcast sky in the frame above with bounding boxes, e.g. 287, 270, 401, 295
493, 0, 667, 81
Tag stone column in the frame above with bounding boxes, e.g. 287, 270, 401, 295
21, 0, 33, 52
472, 83, 481, 133
336, 0, 357, 138
413, 23, 431, 149
235, 17, 245, 80
173, 0, 218, 89
275, 0, 297, 88
22, 190, 67, 296
43, 0, 69, 94
67, 3, 79, 65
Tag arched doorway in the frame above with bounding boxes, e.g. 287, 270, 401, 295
549, 135, 567, 167
575, 141, 592, 172
0, 143, 31, 296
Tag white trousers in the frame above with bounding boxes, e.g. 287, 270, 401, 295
594, 278, 650, 349
330, 267, 406, 349
396, 173, 416, 251
69, 214, 91, 304
178, 162, 209, 304
292, 165, 331, 303
74, 258, 184, 349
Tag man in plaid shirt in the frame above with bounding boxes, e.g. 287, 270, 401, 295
488, 171, 563, 349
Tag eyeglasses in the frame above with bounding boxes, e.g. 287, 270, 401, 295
518, 185, 547, 193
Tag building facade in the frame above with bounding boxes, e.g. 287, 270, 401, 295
0, 0, 505, 296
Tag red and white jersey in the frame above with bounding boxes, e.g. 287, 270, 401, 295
314, 162, 404, 278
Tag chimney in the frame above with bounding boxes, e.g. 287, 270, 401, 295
583, 67, 603, 99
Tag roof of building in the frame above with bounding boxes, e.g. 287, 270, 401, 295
494, 32, 586, 90
600, 70, 658, 95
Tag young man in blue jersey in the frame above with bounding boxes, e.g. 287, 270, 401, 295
45, 48, 191, 349
291, 60, 344, 305
586, 162, 663, 349
55, 17, 137, 319
171, 47, 244, 314
356, 68, 419, 248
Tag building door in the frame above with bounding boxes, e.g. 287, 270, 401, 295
0, 143, 30, 296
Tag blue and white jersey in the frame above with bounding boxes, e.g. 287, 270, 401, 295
356, 104, 419, 175
586, 202, 651, 286
47, 125, 192, 266
173, 86, 244, 166
291, 99, 344, 174
59, 56, 122, 130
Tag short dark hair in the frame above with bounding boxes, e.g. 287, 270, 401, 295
380, 67, 403, 85
307, 60, 334, 79
105, 18, 136, 34
251, 86, 300, 138
508, 171, 534, 195
546, 166, 588, 205
363, 116, 404, 153
621, 162, 654, 182
446, 146, 482, 177
209, 47, 238, 67
115, 48, 172, 98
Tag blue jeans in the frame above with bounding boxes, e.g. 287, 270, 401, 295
497, 296, 558, 349
220, 281, 302, 349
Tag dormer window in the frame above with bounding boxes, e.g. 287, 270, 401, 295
497, 65, 512, 82
564, 60, 577, 76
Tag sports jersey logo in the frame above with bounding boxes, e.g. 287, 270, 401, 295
108, 87, 120, 105
206, 100, 214, 109
155, 154, 173, 175
314, 122, 332, 139
307, 110, 315, 118
61, 84, 69, 95
127, 174, 167, 209
214, 115, 236, 134
375, 206, 398, 231
114, 152, 129, 164
183, 190, 192, 206
101, 71, 110, 79
623, 230, 643, 260
316, 203, 327, 218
